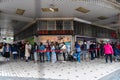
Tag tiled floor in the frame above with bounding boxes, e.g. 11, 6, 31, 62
0, 58, 120, 80
99, 69, 120, 80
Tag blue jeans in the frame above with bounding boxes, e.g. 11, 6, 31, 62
51, 52, 56, 63
77, 52, 81, 62
46, 52, 50, 61
34, 52, 38, 61
13, 54, 17, 60
81, 51, 87, 60
90, 51, 95, 60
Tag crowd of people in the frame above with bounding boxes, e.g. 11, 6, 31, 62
0, 40, 120, 63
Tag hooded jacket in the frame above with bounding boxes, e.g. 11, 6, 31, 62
104, 43, 114, 54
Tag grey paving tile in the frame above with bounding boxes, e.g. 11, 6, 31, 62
0, 76, 65, 80
99, 69, 120, 80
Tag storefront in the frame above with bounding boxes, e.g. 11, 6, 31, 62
75, 35, 96, 45
37, 30, 74, 50
73, 20, 117, 44
96, 38, 118, 43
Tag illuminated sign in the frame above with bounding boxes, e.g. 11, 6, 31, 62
111, 32, 117, 38
38, 30, 74, 35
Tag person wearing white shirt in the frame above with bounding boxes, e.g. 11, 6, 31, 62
25, 42, 31, 62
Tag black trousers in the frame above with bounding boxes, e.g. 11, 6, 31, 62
105, 54, 112, 63
100, 49, 104, 56
56, 52, 59, 61
97, 50, 100, 58
39, 52, 44, 62
4, 52, 10, 58
63, 52, 66, 61
20, 51, 25, 58
90, 51, 95, 60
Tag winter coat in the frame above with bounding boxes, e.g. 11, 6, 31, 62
4, 46, 11, 53
75, 44, 81, 53
104, 44, 114, 54
114, 48, 120, 56
11, 45, 18, 52
32, 45, 38, 53
25, 44, 31, 57
39, 45, 45, 53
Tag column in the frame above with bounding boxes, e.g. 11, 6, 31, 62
118, 13, 120, 39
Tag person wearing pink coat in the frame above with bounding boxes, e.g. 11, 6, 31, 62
104, 42, 114, 63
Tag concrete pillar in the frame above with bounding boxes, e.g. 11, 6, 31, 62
71, 35, 75, 50
118, 14, 120, 39
35, 0, 42, 18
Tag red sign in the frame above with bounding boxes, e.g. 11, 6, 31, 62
38, 30, 74, 35
111, 32, 117, 38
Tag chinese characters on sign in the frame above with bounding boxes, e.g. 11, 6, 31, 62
38, 30, 74, 35
111, 32, 117, 38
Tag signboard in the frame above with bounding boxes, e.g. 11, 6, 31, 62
38, 30, 74, 35
111, 32, 117, 38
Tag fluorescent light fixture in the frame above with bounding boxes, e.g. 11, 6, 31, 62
49, 8, 54, 12
74, 18, 92, 24
41, 8, 58, 12
76, 7, 90, 13
16, 8, 25, 15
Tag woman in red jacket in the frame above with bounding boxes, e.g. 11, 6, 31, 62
104, 42, 114, 63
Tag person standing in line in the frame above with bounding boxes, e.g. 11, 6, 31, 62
25, 42, 31, 62
89, 41, 95, 60
93, 42, 97, 58
46, 43, 51, 62
11, 44, 18, 61
0, 43, 4, 57
39, 42, 45, 62
32, 42, 38, 63
75, 41, 81, 62
51, 42, 57, 63
55, 42, 60, 61
4, 43, 11, 61
66, 43, 71, 61
96, 43, 100, 58
104, 42, 114, 63
81, 42, 87, 60
114, 45, 120, 62
61, 42, 67, 61
100, 42, 104, 58
20, 42, 25, 60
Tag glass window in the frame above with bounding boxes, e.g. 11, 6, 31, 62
92, 26, 97, 37
47, 21, 55, 30
64, 21, 72, 30
84, 25, 92, 36
56, 20, 63, 30
39, 21, 47, 30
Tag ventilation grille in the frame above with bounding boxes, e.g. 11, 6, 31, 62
0, 0, 15, 3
